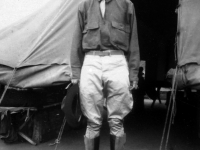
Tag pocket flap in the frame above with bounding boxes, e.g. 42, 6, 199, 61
111, 21, 130, 33
87, 22, 99, 30
83, 22, 99, 33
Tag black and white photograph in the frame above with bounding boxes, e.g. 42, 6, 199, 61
0, 0, 200, 150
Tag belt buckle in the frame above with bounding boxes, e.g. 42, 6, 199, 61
107, 50, 111, 56
103, 50, 111, 56
99, 51, 104, 56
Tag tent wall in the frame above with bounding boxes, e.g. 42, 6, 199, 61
0, 0, 81, 88
178, 0, 200, 66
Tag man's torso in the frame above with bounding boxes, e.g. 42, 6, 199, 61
79, 0, 134, 52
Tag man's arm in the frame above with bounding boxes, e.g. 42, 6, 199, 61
70, 6, 85, 83
127, 2, 140, 89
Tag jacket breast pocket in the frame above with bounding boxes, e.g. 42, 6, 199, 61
110, 21, 130, 50
82, 22, 100, 48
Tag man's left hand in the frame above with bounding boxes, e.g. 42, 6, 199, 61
129, 81, 138, 90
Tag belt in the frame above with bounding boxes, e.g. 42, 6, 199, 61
86, 50, 124, 56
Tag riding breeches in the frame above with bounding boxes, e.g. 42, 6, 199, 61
79, 54, 133, 138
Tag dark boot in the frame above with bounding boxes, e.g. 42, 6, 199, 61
84, 135, 100, 150
110, 134, 126, 150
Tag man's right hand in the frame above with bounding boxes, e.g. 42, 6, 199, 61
71, 79, 79, 84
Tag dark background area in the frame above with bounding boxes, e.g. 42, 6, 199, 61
132, 0, 179, 82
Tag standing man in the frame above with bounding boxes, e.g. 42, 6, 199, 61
70, 0, 140, 149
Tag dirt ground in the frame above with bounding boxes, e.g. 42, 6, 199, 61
0, 99, 200, 150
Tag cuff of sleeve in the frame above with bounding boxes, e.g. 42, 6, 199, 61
71, 67, 81, 80
129, 69, 139, 83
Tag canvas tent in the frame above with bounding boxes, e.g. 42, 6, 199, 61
0, 1, 83, 142
0, 0, 81, 88
172, 0, 200, 89
177, 0, 200, 66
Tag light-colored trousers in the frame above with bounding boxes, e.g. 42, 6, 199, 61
80, 53, 133, 138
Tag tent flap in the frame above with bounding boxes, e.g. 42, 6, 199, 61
0, 65, 71, 88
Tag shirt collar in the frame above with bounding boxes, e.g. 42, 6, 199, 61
98, 0, 112, 3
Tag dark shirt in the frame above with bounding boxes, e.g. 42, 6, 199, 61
70, 0, 140, 82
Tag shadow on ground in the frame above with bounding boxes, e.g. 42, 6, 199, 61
0, 99, 200, 150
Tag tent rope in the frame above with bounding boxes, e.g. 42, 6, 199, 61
0, 68, 17, 104
49, 116, 67, 150
159, 66, 178, 150
159, 1, 182, 149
